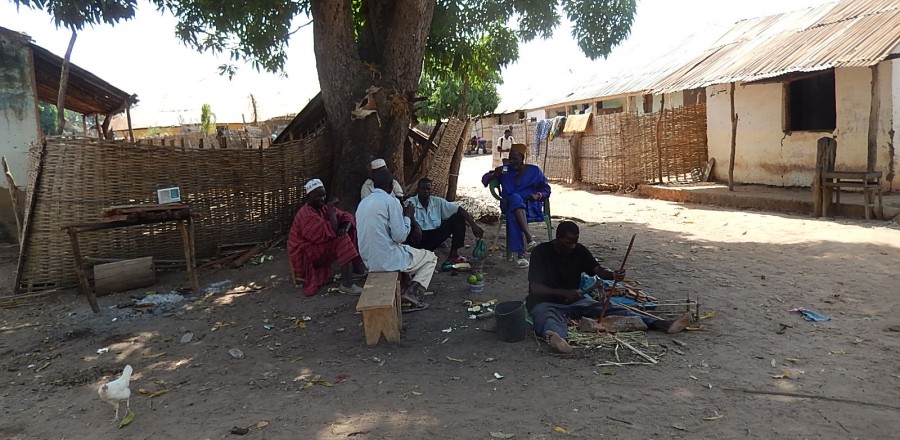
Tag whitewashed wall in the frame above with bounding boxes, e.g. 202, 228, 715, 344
707, 62, 896, 189
0, 31, 39, 241
0, 31, 39, 188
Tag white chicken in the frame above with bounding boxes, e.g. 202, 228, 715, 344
98, 365, 133, 421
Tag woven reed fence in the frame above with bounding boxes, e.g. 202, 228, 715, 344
525, 104, 707, 188
16, 130, 331, 291
427, 118, 470, 198
136, 134, 271, 150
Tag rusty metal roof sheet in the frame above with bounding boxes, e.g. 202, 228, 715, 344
532, 28, 728, 110
495, 26, 729, 114
653, 0, 900, 93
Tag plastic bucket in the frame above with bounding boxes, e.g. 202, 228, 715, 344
469, 282, 484, 293
495, 301, 528, 343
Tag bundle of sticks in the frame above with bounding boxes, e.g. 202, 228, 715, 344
199, 235, 285, 270
591, 283, 658, 304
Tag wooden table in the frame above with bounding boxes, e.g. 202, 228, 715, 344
64, 204, 200, 313
821, 171, 883, 219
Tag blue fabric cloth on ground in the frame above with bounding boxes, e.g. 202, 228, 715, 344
790, 308, 830, 322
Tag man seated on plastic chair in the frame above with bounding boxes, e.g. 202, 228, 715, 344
481, 143, 550, 268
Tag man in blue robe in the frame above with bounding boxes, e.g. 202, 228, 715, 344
482, 143, 550, 268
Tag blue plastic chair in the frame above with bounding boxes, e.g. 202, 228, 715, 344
489, 178, 552, 260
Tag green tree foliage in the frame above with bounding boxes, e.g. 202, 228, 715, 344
12, 0, 137, 30
37, 102, 57, 135
36, 102, 87, 135
418, 72, 501, 122
13, 0, 636, 207
199, 103, 215, 135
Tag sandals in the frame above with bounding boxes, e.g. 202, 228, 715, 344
338, 284, 363, 295
526, 240, 539, 252
401, 302, 430, 313
401, 291, 429, 313
516, 258, 530, 269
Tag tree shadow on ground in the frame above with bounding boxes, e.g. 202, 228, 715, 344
0, 214, 898, 439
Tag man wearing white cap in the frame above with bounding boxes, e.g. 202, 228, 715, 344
357, 168, 437, 312
288, 179, 367, 296
360, 158, 405, 200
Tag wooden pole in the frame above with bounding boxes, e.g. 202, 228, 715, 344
867, 64, 880, 172
523, 119, 529, 156
813, 139, 826, 217
55, 29, 77, 135
568, 133, 582, 183
618, 115, 628, 191
542, 137, 549, 170
445, 119, 472, 201
600, 233, 636, 318
66, 228, 100, 313
100, 113, 112, 140
728, 83, 739, 191
655, 94, 665, 183
13, 138, 48, 294
126, 105, 135, 143
2, 156, 22, 244
814, 138, 837, 217
179, 219, 201, 294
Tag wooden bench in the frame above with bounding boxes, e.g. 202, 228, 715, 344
356, 271, 402, 345
821, 171, 883, 219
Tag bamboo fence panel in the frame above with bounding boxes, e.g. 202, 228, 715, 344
535, 136, 573, 182
506, 104, 708, 189
580, 113, 626, 187
17, 128, 328, 292
658, 104, 708, 183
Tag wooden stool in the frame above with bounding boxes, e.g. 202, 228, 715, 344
356, 272, 401, 345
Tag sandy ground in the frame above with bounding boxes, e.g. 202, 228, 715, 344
1, 154, 899, 440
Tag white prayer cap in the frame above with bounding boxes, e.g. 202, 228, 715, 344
304, 178, 324, 194
370, 158, 387, 170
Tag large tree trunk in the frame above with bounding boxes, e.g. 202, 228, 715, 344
311, 0, 436, 211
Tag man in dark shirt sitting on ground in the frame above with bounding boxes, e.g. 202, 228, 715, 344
527, 221, 692, 354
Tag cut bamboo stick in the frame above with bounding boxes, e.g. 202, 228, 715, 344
615, 336, 658, 364
595, 361, 656, 367
617, 303, 663, 320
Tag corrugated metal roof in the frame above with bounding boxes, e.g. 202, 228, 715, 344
536, 28, 729, 109
653, 0, 900, 93
494, 83, 554, 115
494, 26, 729, 113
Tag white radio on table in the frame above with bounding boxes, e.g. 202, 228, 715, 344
156, 187, 181, 204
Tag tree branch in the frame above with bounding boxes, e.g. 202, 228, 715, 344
55, 29, 77, 135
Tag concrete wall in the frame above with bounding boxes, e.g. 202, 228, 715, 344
707, 62, 897, 189
0, 31, 39, 242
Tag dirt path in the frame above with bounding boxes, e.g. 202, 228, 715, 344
1, 155, 898, 439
